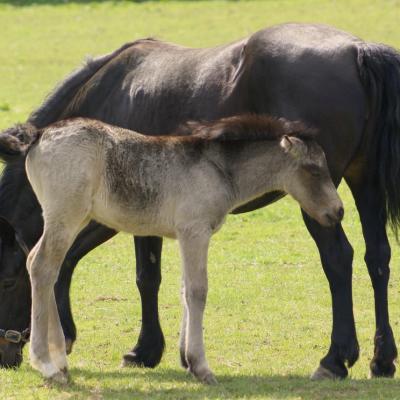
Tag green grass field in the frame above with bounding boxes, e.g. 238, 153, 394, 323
1, 1, 400, 399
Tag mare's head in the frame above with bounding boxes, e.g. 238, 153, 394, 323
0, 216, 31, 368
279, 132, 344, 227
0, 134, 41, 368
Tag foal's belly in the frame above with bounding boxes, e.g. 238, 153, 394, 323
91, 199, 177, 239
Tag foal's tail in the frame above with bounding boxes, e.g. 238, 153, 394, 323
357, 42, 400, 235
0, 123, 38, 163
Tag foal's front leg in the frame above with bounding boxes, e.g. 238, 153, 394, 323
179, 276, 189, 368
178, 232, 216, 384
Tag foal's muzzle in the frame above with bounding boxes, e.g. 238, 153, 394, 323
323, 205, 344, 227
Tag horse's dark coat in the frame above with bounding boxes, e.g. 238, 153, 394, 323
0, 22, 399, 378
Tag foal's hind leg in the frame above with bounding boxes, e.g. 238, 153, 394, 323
28, 228, 78, 383
28, 210, 89, 383
347, 179, 398, 377
48, 290, 68, 374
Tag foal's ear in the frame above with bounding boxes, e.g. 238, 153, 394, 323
279, 135, 307, 158
0, 216, 16, 244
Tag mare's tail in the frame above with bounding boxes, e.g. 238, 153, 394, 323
0, 123, 38, 163
357, 42, 400, 234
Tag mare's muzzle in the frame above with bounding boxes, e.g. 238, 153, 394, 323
0, 328, 29, 368
0, 341, 23, 368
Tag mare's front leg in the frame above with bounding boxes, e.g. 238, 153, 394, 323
55, 222, 117, 354
302, 212, 359, 379
347, 180, 397, 377
122, 236, 165, 368
178, 232, 216, 385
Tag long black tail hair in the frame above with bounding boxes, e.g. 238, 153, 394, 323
357, 42, 400, 235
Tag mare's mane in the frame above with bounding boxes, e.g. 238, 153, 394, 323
28, 38, 158, 129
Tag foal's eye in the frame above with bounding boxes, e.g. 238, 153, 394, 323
304, 164, 321, 177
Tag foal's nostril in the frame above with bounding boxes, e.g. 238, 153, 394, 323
337, 206, 344, 221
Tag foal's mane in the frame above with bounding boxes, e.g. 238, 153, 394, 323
181, 114, 316, 143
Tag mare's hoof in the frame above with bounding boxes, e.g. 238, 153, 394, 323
121, 334, 164, 368
65, 339, 74, 355
122, 349, 161, 369
311, 364, 341, 380
45, 369, 69, 385
369, 360, 396, 378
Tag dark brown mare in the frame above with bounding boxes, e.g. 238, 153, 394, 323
0, 23, 399, 379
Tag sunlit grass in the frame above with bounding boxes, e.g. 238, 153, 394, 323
1, 1, 400, 399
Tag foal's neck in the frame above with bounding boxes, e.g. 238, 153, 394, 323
222, 141, 290, 209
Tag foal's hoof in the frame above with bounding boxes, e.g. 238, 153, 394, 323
180, 352, 189, 369
190, 367, 218, 385
311, 365, 340, 380
45, 369, 69, 385
201, 372, 218, 385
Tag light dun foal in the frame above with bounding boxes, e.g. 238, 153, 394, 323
0, 114, 343, 384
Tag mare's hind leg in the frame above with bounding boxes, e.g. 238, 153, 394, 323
122, 236, 165, 368
302, 212, 359, 379
347, 179, 397, 377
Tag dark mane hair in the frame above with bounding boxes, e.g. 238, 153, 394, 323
179, 114, 316, 143
28, 38, 158, 129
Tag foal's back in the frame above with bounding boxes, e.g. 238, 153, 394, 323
26, 119, 228, 238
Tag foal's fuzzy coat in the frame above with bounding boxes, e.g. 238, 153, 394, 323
0, 114, 343, 384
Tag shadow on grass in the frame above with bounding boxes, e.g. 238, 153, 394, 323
54, 367, 400, 400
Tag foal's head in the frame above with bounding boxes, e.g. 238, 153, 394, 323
279, 134, 343, 227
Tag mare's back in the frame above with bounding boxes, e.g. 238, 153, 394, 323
59, 39, 247, 134
245, 23, 366, 175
